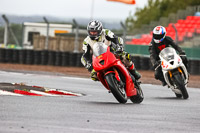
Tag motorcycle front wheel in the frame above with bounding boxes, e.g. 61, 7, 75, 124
130, 81, 144, 104
105, 73, 127, 103
173, 73, 189, 99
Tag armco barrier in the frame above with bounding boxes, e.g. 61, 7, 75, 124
0, 48, 199, 75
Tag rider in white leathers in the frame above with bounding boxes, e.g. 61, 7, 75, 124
81, 20, 141, 81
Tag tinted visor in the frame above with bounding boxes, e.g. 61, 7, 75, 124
153, 34, 165, 40
89, 31, 98, 36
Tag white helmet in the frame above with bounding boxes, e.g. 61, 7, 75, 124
153, 26, 166, 43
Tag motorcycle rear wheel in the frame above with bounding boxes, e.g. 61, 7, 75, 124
173, 73, 189, 99
105, 73, 127, 103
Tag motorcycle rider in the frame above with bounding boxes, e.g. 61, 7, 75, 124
149, 25, 188, 86
81, 20, 141, 81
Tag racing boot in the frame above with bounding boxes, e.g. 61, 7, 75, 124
160, 76, 167, 86
128, 64, 141, 80
161, 80, 167, 86
91, 69, 99, 81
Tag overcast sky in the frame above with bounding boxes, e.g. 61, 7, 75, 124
0, 0, 148, 21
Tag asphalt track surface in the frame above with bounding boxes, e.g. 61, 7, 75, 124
0, 71, 200, 133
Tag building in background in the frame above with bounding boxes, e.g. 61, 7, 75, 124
22, 22, 73, 48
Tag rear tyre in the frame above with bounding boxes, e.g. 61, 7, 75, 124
173, 73, 189, 99
105, 73, 127, 103
130, 81, 144, 104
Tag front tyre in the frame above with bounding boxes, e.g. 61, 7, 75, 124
130, 81, 144, 103
173, 73, 189, 99
105, 73, 127, 103
175, 93, 182, 98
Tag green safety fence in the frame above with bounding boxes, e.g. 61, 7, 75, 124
125, 44, 200, 60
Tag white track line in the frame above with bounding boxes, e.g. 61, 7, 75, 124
0, 90, 23, 96
0, 70, 90, 81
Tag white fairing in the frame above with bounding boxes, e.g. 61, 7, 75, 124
159, 47, 189, 94
93, 42, 108, 57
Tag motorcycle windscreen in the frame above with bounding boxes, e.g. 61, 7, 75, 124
159, 47, 175, 61
93, 42, 108, 57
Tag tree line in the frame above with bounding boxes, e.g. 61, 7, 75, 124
125, 0, 200, 32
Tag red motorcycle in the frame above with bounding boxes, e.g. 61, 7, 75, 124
92, 42, 144, 103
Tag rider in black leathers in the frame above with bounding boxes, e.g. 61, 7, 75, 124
149, 26, 188, 86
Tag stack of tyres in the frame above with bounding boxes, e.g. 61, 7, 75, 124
41, 50, 48, 65
132, 55, 141, 70
19, 49, 26, 64
55, 51, 62, 66
189, 59, 200, 75
5, 49, 13, 63
12, 49, 19, 63
140, 56, 150, 70
48, 51, 56, 66
0, 48, 6, 63
69, 52, 77, 66
61, 52, 69, 66
76, 53, 83, 67
26, 50, 34, 64
149, 59, 154, 70
34, 50, 41, 65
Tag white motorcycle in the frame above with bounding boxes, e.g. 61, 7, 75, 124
157, 47, 189, 99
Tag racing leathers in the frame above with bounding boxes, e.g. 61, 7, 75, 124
149, 36, 188, 86
81, 29, 141, 81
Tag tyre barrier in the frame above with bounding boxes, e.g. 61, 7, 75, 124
0, 49, 199, 75
76, 53, 83, 67
61, 52, 69, 66
5, 49, 13, 63
12, 49, 19, 63
132, 56, 141, 70
69, 52, 77, 66
41, 50, 48, 65
0, 48, 6, 63
139, 56, 150, 70
19, 49, 26, 64
48, 51, 56, 66
26, 50, 34, 64
34, 50, 41, 65
188, 59, 200, 75
55, 51, 62, 66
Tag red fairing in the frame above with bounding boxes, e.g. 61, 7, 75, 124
92, 47, 136, 97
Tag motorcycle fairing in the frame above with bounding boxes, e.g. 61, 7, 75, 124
93, 47, 136, 97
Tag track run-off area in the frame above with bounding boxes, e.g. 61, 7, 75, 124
0, 70, 200, 133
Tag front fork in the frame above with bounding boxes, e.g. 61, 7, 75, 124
164, 67, 188, 89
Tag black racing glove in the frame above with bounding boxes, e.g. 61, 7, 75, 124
153, 60, 161, 70
85, 62, 93, 72
179, 51, 186, 56
116, 45, 123, 52
179, 52, 188, 68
